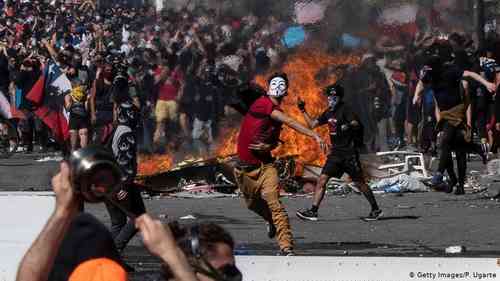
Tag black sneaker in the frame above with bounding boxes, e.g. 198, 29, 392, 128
454, 185, 465, 195
267, 222, 276, 239
296, 209, 318, 221
362, 209, 383, 221
277, 248, 295, 256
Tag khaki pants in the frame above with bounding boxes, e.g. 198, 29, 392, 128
234, 164, 293, 250
155, 100, 178, 123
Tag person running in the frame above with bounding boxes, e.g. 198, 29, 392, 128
296, 83, 383, 222
414, 42, 496, 195
233, 73, 327, 256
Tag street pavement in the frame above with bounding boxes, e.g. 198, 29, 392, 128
2, 153, 500, 280
85, 191, 500, 280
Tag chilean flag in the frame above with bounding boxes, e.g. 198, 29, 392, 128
26, 61, 71, 143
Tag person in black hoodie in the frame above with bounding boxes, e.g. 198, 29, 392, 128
191, 62, 219, 157
296, 83, 383, 222
414, 42, 496, 195
105, 69, 146, 254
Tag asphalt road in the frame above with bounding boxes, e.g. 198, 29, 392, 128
84, 191, 500, 280
2, 153, 500, 280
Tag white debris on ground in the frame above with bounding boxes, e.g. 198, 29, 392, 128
36, 156, 63, 162
179, 215, 197, 220
171, 191, 236, 199
370, 174, 429, 193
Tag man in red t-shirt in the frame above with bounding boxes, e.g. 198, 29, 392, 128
153, 64, 184, 146
234, 73, 327, 256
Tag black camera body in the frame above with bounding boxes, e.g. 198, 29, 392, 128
69, 145, 123, 203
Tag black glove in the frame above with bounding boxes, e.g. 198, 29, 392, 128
297, 99, 306, 112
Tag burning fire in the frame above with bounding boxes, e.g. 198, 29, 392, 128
137, 154, 174, 176
215, 48, 360, 166
137, 49, 360, 176
216, 127, 240, 157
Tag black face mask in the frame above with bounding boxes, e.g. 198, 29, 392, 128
67, 69, 78, 80
21, 68, 33, 74
217, 264, 243, 281
72, 59, 82, 69
194, 258, 242, 281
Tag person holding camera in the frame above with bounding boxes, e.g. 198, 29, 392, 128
136, 216, 243, 281
15, 161, 206, 281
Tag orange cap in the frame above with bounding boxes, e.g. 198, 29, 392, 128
69, 258, 127, 281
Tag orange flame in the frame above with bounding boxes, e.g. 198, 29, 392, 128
138, 49, 360, 177
137, 154, 174, 176
215, 48, 360, 166
216, 127, 240, 157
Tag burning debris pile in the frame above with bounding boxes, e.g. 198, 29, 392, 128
138, 154, 175, 177
255, 48, 360, 166
203, 48, 361, 166
136, 49, 361, 194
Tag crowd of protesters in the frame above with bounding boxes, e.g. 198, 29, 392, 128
0, 0, 498, 164
2, 0, 500, 279
0, 0, 289, 159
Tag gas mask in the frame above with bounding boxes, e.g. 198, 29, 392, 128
328, 95, 339, 109
187, 225, 243, 281
479, 57, 498, 81
267, 77, 288, 98
324, 84, 343, 110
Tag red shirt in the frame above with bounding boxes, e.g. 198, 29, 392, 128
155, 68, 183, 101
5, 7, 14, 17
237, 96, 282, 165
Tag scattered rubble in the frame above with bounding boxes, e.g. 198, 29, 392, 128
396, 205, 415, 209
370, 174, 429, 193
179, 215, 197, 220
36, 156, 63, 162
445, 245, 466, 254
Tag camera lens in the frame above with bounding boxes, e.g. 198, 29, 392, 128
70, 145, 123, 203
82, 162, 122, 202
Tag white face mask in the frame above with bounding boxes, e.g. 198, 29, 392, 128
268, 77, 287, 97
